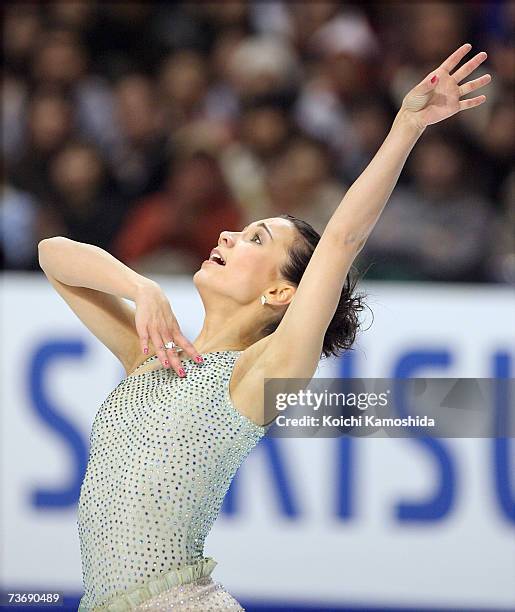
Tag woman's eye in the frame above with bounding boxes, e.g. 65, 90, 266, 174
251, 233, 262, 244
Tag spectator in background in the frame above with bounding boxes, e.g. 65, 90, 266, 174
43, 142, 126, 252
111, 74, 169, 200
309, 11, 381, 101
3, 4, 42, 78
220, 100, 292, 224
202, 28, 248, 123
113, 151, 242, 274
338, 95, 395, 183
226, 35, 301, 105
294, 8, 381, 168
31, 27, 118, 157
158, 51, 210, 130
2, 5, 43, 160
357, 130, 496, 282
9, 90, 74, 201
287, 1, 341, 55
266, 135, 347, 235
239, 101, 292, 163
47, 1, 97, 31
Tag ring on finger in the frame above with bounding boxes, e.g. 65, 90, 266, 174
163, 340, 183, 352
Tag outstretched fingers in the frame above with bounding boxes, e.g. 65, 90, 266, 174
439, 43, 472, 74
452, 51, 488, 83
458, 73, 492, 97
459, 95, 487, 111
440, 44, 492, 113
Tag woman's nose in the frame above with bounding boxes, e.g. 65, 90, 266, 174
219, 230, 236, 245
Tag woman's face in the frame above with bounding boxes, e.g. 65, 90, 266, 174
193, 217, 297, 306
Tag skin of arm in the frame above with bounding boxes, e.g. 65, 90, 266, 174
324, 109, 424, 251
39, 237, 150, 299
38, 237, 164, 374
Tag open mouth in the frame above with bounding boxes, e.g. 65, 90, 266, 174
208, 251, 226, 265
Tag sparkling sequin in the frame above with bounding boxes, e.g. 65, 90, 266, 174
134, 576, 243, 611
77, 351, 266, 611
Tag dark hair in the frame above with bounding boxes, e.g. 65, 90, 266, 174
262, 213, 369, 360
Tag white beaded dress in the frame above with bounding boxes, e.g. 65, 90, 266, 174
77, 350, 267, 611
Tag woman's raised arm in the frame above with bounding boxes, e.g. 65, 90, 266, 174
262, 44, 491, 379
38, 237, 201, 375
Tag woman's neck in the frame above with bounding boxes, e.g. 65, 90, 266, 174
191, 308, 264, 354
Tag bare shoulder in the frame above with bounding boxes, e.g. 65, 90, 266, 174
229, 332, 320, 427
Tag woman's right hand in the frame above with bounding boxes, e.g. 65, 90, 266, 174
134, 279, 203, 376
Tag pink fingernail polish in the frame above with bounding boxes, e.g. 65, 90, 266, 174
179, 368, 186, 377
164, 360, 169, 367
431, 75, 437, 84
195, 356, 204, 364
143, 347, 148, 354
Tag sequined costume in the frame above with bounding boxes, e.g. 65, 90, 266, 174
77, 350, 267, 611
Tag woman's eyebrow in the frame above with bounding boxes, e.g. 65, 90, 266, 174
257, 222, 274, 240
242, 223, 274, 240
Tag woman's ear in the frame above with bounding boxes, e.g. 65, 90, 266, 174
269, 284, 296, 308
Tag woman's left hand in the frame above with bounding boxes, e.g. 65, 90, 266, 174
400, 43, 492, 131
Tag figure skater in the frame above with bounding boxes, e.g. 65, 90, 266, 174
38, 44, 490, 611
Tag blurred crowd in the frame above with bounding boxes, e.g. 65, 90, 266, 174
1, 1, 514, 282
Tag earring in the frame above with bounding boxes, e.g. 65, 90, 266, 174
260, 295, 267, 305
